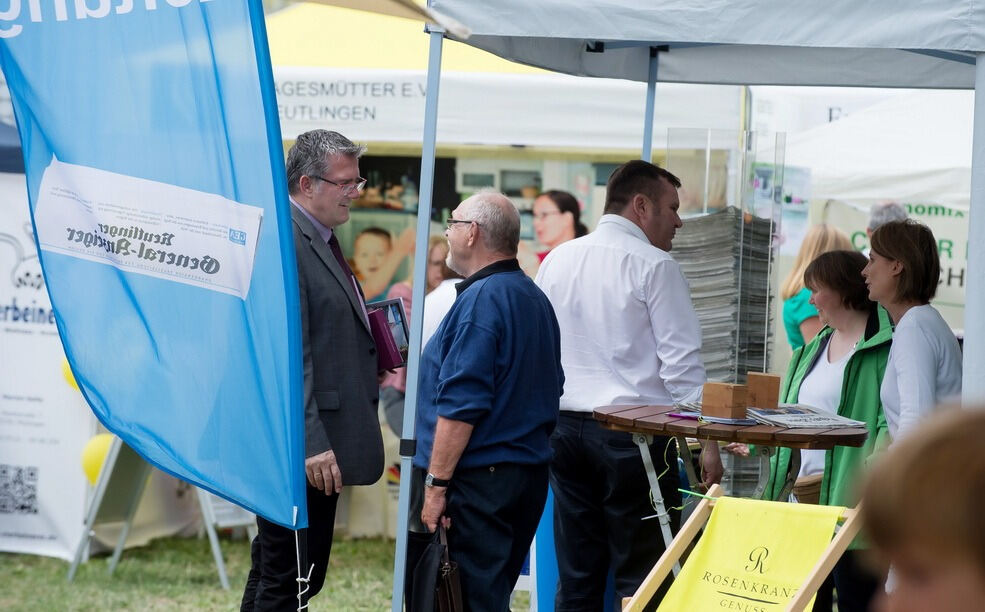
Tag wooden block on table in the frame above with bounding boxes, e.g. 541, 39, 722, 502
747, 372, 781, 409
701, 382, 748, 419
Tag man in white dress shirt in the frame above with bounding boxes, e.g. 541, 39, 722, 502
535, 160, 723, 611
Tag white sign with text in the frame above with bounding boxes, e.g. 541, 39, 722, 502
34, 159, 263, 299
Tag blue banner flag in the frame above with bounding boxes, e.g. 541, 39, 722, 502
0, 0, 307, 528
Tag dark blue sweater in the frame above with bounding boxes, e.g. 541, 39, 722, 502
413, 259, 564, 470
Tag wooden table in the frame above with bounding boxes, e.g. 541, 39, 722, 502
592, 404, 868, 577
594, 404, 869, 501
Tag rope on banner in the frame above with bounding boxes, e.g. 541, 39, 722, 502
294, 529, 314, 611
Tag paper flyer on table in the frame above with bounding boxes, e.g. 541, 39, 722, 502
33, 158, 263, 299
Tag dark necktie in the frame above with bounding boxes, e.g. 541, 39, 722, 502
327, 232, 356, 279
327, 232, 369, 320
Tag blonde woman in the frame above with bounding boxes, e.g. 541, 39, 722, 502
780, 224, 853, 349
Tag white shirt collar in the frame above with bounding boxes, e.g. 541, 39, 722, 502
597, 213, 651, 246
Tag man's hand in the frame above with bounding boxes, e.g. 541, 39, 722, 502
421, 486, 451, 533
699, 441, 724, 491
305, 450, 342, 495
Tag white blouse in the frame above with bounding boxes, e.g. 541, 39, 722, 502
881, 304, 962, 441
797, 339, 853, 478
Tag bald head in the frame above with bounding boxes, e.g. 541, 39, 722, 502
460, 190, 521, 256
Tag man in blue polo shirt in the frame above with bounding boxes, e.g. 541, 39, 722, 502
413, 189, 564, 612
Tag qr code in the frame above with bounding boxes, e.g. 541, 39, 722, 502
0, 464, 39, 514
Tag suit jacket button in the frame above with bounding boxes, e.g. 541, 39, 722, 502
369, 347, 377, 356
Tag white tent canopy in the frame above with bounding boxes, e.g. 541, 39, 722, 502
429, 0, 982, 87
783, 89, 974, 209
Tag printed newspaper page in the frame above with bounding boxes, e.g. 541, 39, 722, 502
748, 404, 866, 428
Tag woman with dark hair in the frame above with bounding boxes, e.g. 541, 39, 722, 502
780, 224, 853, 349
532, 189, 588, 261
861, 219, 962, 441
736, 250, 892, 611
518, 189, 589, 277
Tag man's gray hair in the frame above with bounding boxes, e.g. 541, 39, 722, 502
286, 130, 366, 195
467, 189, 521, 256
868, 201, 908, 231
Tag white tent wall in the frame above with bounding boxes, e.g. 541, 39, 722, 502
776, 90, 974, 334
273, 67, 743, 149
782, 90, 974, 211
749, 86, 918, 138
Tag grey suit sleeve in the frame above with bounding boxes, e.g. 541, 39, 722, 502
299, 251, 332, 457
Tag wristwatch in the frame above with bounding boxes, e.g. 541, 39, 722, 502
425, 472, 451, 488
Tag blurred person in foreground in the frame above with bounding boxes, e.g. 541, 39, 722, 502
861, 219, 962, 441
412, 190, 564, 612
536, 160, 722, 610
241, 130, 384, 610
862, 408, 984, 612
744, 250, 891, 611
780, 224, 854, 350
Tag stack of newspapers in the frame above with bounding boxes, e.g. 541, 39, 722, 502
748, 405, 866, 429
672, 207, 774, 382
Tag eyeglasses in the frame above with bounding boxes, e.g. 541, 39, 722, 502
313, 175, 367, 194
532, 210, 562, 221
446, 218, 479, 229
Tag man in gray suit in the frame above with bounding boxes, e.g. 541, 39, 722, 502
241, 130, 384, 611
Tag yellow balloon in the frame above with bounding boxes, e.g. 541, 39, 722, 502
81, 434, 113, 485
62, 358, 80, 392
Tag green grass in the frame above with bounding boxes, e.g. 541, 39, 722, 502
0, 535, 395, 611
0, 535, 532, 610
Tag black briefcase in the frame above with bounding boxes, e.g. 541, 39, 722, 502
408, 524, 463, 612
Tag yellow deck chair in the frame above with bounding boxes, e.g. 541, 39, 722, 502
622, 484, 862, 612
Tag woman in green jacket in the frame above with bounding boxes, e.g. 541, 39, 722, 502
738, 250, 892, 611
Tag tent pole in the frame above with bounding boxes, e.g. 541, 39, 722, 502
641, 47, 659, 162
391, 27, 444, 612
964, 53, 985, 406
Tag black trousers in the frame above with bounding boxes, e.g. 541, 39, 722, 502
831, 550, 879, 612
409, 463, 548, 612
241, 483, 339, 611
811, 574, 834, 611
550, 412, 681, 612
